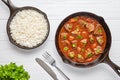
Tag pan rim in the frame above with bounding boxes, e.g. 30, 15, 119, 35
55, 12, 112, 68
7, 6, 50, 50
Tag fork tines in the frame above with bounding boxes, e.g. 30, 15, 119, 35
42, 52, 55, 64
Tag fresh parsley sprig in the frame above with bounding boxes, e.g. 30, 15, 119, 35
0, 62, 30, 80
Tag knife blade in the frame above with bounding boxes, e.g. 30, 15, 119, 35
35, 58, 58, 80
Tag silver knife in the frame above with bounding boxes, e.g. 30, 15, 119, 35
35, 58, 58, 80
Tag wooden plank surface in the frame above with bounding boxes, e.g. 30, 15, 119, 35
0, 0, 120, 80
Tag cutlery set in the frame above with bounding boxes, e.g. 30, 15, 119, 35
35, 52, 70, 80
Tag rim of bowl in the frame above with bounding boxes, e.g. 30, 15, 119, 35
55, 12, 111, 67
7, 7, 50, 50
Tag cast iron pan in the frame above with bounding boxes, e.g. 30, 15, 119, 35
55, 12, 120, 76
2, 0, 50, 49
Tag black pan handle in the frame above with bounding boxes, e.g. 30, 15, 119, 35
2, 0, 17, 15
103, 55, 120, 76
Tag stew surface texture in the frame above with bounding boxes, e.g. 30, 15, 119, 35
58, 16, 107, 63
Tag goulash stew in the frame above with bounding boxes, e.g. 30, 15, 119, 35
58, 16, 106, 63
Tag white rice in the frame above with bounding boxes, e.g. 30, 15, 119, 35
10, 9, 48, 48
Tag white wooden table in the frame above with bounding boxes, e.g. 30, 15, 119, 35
0, 0, 120, 80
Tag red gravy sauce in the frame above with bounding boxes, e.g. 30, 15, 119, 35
58, 16, 106, 63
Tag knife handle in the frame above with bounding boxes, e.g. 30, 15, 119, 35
54, 66, 70, 80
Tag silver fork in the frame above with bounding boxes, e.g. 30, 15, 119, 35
42, 52, 70, 80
